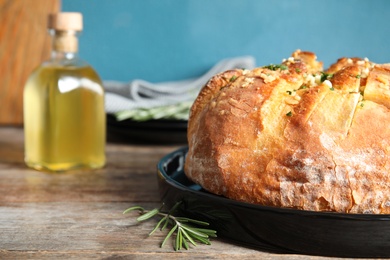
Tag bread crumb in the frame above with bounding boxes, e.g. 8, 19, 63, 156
259, 71, 277, 83
361, 68, 370, 78
357, 60, 365, 66
285, 97, 300, 105
323, 80, 333, 88
241, 77, 255, 88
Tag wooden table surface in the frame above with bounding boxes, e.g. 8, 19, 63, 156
0, 126, 336, 259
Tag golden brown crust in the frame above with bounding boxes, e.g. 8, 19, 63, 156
185, 50, 390, 214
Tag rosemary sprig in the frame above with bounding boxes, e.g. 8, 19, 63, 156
123, 202, 217, 251
115, 101, 192, 121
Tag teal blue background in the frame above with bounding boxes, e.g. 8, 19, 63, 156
62, 0, 390, 82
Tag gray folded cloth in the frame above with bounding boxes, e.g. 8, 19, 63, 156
103, 56, 256, 114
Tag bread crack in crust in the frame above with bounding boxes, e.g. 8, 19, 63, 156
185, 50, 390, 214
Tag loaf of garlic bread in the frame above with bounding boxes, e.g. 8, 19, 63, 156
185, 50, 390, 214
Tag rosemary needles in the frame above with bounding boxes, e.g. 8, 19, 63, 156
123, 202, 217, 251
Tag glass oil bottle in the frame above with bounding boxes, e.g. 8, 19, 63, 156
23, 12, 106, 172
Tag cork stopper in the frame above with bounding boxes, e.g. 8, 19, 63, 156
48, 12, 83, 31
48, 13, 83, 53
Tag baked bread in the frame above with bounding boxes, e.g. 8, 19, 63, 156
184, 50, 390, 214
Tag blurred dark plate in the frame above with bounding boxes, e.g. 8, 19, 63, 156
106, 114, 187, 144
157, 147, 390, 258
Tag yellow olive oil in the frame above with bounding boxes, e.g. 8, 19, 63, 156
24, 64, 106, 172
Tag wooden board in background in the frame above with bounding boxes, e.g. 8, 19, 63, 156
0, 0, 60, 125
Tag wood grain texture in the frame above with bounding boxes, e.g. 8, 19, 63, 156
0, 0, 60, 125
0, 127, 333, 259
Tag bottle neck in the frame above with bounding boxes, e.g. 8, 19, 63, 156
51, 50, 79, 61
50, 29, 80, 59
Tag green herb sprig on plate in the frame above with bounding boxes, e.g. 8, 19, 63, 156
124, 202, 217, 251
115, 101, 192, 122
